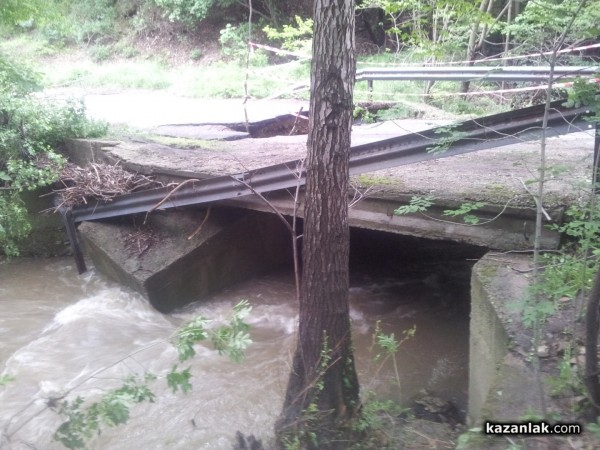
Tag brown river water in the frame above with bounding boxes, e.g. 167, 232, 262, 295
0, 245, 477, 449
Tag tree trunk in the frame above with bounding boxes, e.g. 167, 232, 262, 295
275, 0, 360, 448
461, 0, 493, 93
585, 268, 600, 410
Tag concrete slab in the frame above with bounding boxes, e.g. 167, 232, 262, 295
60, 92, 596, 252
152, 124, 250, 141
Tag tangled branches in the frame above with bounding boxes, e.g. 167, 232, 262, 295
52, 163, 158, 210
123, 226, 159, 257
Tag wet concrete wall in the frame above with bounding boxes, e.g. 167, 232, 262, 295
468, 253, 540, 424
15, 188, 69, 257
79, 208, 292, 312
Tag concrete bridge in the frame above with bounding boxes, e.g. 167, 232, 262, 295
58, 99, 597, 312
51, 93, 599, 436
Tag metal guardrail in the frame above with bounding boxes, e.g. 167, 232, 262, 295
71, 99, 594, 224
355, 66, 600, 82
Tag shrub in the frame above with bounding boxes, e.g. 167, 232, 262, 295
69, 0, 120, 44
0, 51, 107, 255
219, 23, 249, 62
154, 0, 237, 25
263, 16, 313, 54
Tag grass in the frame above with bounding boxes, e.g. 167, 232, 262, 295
44, 60, 172, 90
354, 78, 426, 103
0, 33, 65, 59
165, 61, 310, 99
143, 134, 226, 150
354, 174, 403, 188
0, 32, 511, 118
0, 31, 311, 100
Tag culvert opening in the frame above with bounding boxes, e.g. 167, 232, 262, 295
348, 227, 488, 423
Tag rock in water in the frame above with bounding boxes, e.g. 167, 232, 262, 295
233, 431, 264, 450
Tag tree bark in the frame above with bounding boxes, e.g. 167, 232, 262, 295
275, 0, 360, 448
585, 268, 600, 410
461, 0, 494, 93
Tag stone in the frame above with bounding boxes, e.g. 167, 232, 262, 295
537, 344, 550, 358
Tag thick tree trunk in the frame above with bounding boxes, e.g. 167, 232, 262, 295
585, 268, 600, 410
275, 0, 359, 448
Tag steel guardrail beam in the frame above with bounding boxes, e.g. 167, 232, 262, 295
355, 66, 600, 82
71, 100, 593, 223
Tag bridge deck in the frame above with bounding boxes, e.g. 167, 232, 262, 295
62, 101, 596, 257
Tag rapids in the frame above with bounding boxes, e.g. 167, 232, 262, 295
0, 257, 469, 449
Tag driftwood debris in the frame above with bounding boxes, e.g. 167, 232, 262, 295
123, 226, 159, 257
52, 163, 157, 210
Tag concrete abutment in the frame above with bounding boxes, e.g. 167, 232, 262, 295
79, 208, 292, 312
468, 253, 539, 424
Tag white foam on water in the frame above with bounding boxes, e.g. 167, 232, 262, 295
1, 258, 472, 449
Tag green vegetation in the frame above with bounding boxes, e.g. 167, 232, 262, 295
588, 417, 600, 439
514, 200, 600, 330
54, 374, 157, 449
507, 0, 600, 54
443, 201, 485, 225
51, 300, 253, 449
279, 323, 417, 450
0, 374, 15, 386
263, 16, 313, 54
372, 321, 416, 392
5, 0, 596, 109
144, 134, 225, 149
0, 51, 106, 256
354, 174, 398, 187
394, 195, 436, 216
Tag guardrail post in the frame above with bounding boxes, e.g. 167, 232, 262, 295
60, 207, 87, 274
367, 79, 373, 101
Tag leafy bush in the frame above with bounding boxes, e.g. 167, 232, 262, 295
153, 0, 237, 25
68, 0, 121, 44
89, 44, 114, 62
0, 55, 41, 94
0, 51, 107, 256
0, 0, 45, 27
263, 15, 313, 54
505, 0, 600, 52
219, 23, 248, 61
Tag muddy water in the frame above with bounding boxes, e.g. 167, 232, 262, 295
0, 257, 470, 449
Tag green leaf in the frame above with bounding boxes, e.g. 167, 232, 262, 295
174, 315, 210, 362
53, 374, 156, 449
53, 397, 97, 450
98, 398, 130, 425
463, 214, 480, 225
0, 374, 14, 386
167, 365, 192, 394
443, 202, 484, 224
394, 195, 435, 215
427, 126, 468, 155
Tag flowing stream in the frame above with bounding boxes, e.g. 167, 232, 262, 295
1, 256, 472, 449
